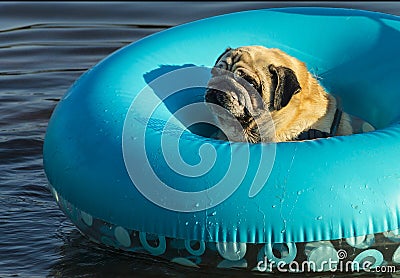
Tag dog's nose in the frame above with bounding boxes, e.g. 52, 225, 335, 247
205, 89, 223, 105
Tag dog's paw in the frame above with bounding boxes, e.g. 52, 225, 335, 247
362, 122, 375, 132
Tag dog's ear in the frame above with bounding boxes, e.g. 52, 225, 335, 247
214, 47, 232, 65
268, 64, 301, 110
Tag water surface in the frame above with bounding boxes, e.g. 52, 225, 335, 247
1, 2, 400, 277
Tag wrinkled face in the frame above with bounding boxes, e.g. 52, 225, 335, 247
205, 46, 301, 135
205, 47, 266, 128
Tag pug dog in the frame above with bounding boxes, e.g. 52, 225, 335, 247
205, 46, 375, 143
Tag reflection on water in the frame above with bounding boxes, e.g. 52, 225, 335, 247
2, 2, 400, 277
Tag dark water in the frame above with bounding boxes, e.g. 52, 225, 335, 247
2, 2, 400, 277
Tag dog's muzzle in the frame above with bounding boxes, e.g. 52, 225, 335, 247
205, 88, 257, 127
205, 88, 227, 106
205, 75, 264, 119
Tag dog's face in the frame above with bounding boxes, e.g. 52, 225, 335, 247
205, 46, 303, 142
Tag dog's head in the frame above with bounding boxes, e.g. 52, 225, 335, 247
205, 46, 304, 142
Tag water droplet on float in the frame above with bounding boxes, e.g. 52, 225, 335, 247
272, 205, 276, 208
297, 190, 302, 195
185, 222, 189, 226
316, 216, 323, 220
195, 203, 200, 208
359, 210, 363, 214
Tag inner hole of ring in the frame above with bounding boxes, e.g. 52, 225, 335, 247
360, 256, 377, 267
147, 233, 160, 248
272, 243, 289, 259
190, 240, 201, 250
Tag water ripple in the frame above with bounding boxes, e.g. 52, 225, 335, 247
1, 2, 400, 277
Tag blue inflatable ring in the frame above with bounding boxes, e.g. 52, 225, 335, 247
44, 7, 400, 271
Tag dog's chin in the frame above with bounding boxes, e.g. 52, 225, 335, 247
208, 104, 250, 124
215, 110, 256, 135
213, 114, 247, 142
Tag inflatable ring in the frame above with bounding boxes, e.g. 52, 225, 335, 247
44, 7, 400, 272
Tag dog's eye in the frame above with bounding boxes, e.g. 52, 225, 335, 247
235, 70, 257, 87
240, 73, 259, 89
247, 78, 258, 88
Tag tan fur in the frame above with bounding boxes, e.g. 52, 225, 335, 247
205, 46, 374, 142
